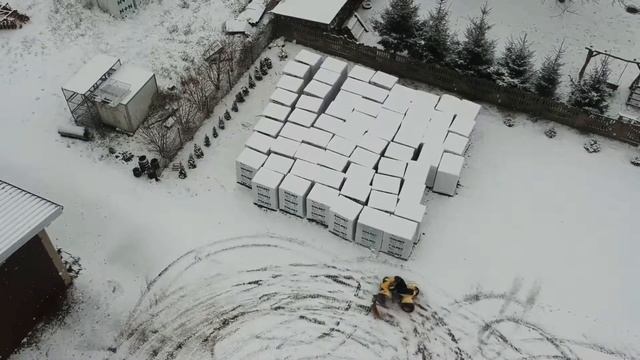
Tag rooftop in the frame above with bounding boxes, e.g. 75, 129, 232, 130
271, 0, 348, 25
62, 54, 120, 95
0, 181, 63, 263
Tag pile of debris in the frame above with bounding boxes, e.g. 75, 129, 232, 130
0, 3, 30, 30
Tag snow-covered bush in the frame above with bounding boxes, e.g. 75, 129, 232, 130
583, 138, 601, 153
533, 43, 565, 99
372, 0, 425, 54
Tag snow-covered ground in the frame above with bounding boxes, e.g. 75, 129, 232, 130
2, 2, 640, 359
356, 0, 640, 118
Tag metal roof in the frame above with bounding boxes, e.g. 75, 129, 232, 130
0, 180, 63, 264
62, 54, 120, 94
271, 0, 348, 25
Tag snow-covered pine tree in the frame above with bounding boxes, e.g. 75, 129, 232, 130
372, 0, 424, 54
534, 42, 565, 99
178, 163, 187, 179
495, 34, 535, 89
188, 153, 197, 169
411, 0, 454, 64
204, 134, 211, 147
568, 58, 612, 114
194, 144, 204, 159
212, 126, 219, 138
264, 57, 272, 69
242, 86, 249, 97
231, 100, 239, 112
254, 67, 263, 81
218, 117, 225, 130
456, 2, 496, 78
224, 109, 231, 120
248, 75, 256, 89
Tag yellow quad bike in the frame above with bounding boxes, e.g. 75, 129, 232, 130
373, 276, 420, 316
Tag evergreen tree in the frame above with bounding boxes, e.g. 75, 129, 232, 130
248, 75, 256, 89
188, 153, 197, 169
212, 126, 218, 138
372, 0, 425, 54
218, 117, 225, 130
194, 144, 204, 159
178, 163, 187, 179
456, 2, 496, 78
411, 0, 454, 64
236, 91, 245, 103
204, 134, 211, 147
534, 42, 565, 99
568, 58, 612, 114
254, 67, 263, 81
241, 86, 249, 97
263, 57, 272, 69
224, 109, 231, 120
495, 34, 536, 89
231, 100, 239, 112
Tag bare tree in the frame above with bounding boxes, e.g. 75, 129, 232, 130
173, 99, 201, 144
139, 124, 180, 161
180, 67, 211, 116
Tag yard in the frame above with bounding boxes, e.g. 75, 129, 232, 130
356, 0, 640, 117
1, 1, 640, 359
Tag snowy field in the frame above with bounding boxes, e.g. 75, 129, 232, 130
357, 0, 640, 117
1, 1, 640, 359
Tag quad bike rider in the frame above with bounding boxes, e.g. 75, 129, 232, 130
373, 276, 420, 316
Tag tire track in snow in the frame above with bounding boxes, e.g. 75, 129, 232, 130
112, 234, 467, 359
112, 234, 638, 360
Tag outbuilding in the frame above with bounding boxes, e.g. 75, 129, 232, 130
1, 181, 70, 359
271, 0, 360, 30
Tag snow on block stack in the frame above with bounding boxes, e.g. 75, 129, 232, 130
370, 70, 398, 90
270, 88, 299, 108
295, 49, 323, 74
355, 206, 389, 251
251, 167, 284, 210
271, 136, 301, 158
348, 65, 375, 83
262, 102, 292, 122
288, 108, 318, 127
443, 132, 469, 156
236, 147, 267, 188
306, 183, 339, 226
254, 117, 284, 138
328, 195, 363, 241
279, 174, 312, 217
381, 215, 418, 260
263, 153, 294, 175
283, 60, 312, 83
277, 75, 305, 94
433, 152, 465, 196
245, 131, 274, 154
237, 49, 483, 260
296, 95, 324, 114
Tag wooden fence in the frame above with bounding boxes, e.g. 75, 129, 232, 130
275, 22, 640, 146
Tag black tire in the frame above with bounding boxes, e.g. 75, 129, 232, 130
401, 303, 415, 313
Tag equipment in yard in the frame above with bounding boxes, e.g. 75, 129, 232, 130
372, 276, 419, 318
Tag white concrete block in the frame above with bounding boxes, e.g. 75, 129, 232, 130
306, 183, 340, 225
328, 195, 363, 241
372, 173, 402, 194
254, 117, 284, 137
235, 147, 267, 187
368, 190, 398, 213
251, 167, 284, 210
279, 174, 313, 217
433, 153, 464, 196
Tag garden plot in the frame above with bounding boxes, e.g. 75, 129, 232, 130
236, 49, 481, 260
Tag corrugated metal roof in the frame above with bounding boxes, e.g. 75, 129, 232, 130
0, 181, 63, 264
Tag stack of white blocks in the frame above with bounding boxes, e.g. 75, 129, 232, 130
236, 49, 481, 260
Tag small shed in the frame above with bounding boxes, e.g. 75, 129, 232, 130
63, 55, 158, 133
0, 181, 70, 359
